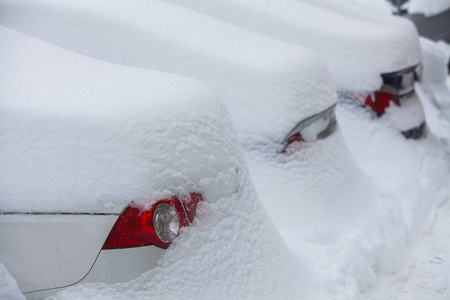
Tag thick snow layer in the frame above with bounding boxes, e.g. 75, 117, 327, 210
0, 0, 336, 142
362, 42, 450, 300
1, 3, 448, 299
161, 0, 421, 91
300, 0, 393, 19
421, 38, 450, 85
313, 40, 450, 297
328, 0, 393, 15
368, 199, 450, 300
337, 100, 449, 233
409, 0, 450, 16
241, 129, 379, 246
419, 38, 450, 117
332, 100, 450, 298
1, 26, 242, 213
46, 92, 450, 299
383, 92, 425, 131
0, 263, 25, 300
48, 175, 327, 299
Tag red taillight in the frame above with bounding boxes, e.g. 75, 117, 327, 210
364, 92, 400, 114
102, 194, 204, 250
287, 133, 305, 144
281, 104, 337, 153
281, 133, 304, 152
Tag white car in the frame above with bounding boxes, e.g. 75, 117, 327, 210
0, 26, 241, 298
159, 0, 426, 138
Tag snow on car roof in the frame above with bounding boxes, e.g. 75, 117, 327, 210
299, 0, 420, 31
0, 26, 241, 214
161, 0, 422, 92
0, 0, 336, 142
408, 0, 450, 17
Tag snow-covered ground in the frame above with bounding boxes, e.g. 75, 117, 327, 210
369, 199, 450, 300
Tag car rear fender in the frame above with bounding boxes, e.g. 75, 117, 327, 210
0, 214, 117, 293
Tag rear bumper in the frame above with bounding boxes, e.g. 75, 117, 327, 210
24, 246, 165, 300
0, 214, 165, 298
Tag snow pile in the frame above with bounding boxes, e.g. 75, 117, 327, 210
0, 263, 25, 300
377, 38, 450, 300
161, 0, 421, 91
0, 0, 336, 142
335, 95, 450, 297
370, 200, 450, 300
241, 128, 403, 298
409, 0, 450, 16
48, 174, 325, 300
418, 38, 450, 121
45, 94, 450, 299
416, 39, 450, 142
241, 129, 379, 246
1, 26, 241, 213
325, 35, 450, 299
241, 123, 425, 298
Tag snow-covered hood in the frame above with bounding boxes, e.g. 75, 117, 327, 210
161, 0, 422, 92
0, 0, 336, 141
0, 26, 241, 214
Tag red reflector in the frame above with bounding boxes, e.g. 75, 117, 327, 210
102, 196, 194, 250
365, 92, 400, 114
287, 133, 305, 145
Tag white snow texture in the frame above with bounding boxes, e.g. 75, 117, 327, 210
1, 2, 450, 300
160, 0, 421, 91
0, 263, 25, 300
1, 26, 241, 213
0, 0, 336, 142
38, 35, 450, 300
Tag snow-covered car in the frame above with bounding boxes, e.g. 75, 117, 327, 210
0, 0, 337, 151
0, 0, 384, 249
159, 0, 427, 139
0, 26, 242, 298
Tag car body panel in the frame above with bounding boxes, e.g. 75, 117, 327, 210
23, 245, 165, 299
0, 214, 116, 293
